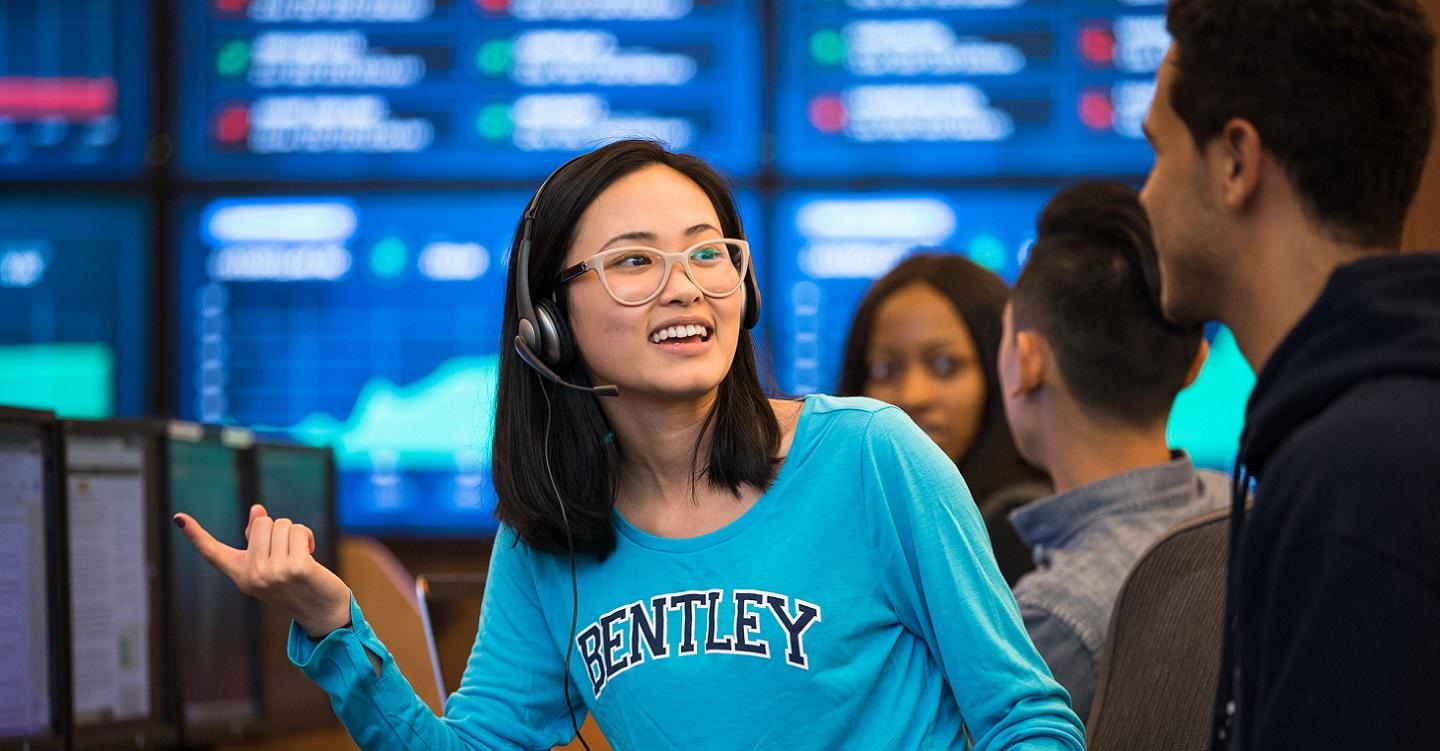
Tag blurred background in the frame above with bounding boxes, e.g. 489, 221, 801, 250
2, 0, 1439, 545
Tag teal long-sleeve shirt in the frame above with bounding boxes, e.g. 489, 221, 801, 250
288, 395, 1085, 750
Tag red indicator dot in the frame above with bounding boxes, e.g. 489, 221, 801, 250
1079, 89, 1114, 132
215, 104, 250, 145
215, 0, 249, 14
1079, 24, 1115, 66
475, 0, 510, 13
808, 95, 846, 134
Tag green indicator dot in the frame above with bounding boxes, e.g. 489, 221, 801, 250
217, 39, 250, 78
967, 234, 1007, 273
370, 237, 408, 279
476, 40, 514, 77
476, 104, 513, 141
810, 30, 846, 67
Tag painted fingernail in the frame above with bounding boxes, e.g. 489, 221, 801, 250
173, 516, 186, 529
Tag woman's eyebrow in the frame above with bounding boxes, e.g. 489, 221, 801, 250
601, 223, 722, 248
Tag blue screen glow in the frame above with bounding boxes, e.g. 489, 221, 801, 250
0, 0, 149, 180
176, 0, 762, 180
775, 0, 1167, 177
0, 195, 148, 417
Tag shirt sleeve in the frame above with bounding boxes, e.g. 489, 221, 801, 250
859, 406, 1085, 751
287, 528, 582, 751
1016, 601, 1098, 722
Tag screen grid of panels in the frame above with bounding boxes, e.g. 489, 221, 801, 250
1, 0, 1254, 538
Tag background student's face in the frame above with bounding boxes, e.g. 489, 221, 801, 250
563, 164, 745, 401
1140, 47, 1229, 327
862, 283, 986, 463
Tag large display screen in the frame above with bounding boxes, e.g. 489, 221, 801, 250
769, 189, 1251, 469
0, 0, 149, 180
177, 192, 527, 536
0, 196, 148, 418
176, 0, 761, 180
177, 190, 763, 536
775, 0, 1168, 177
770, 189, 1051, 394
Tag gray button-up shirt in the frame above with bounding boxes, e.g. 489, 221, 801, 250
1007, 452, 1230, 721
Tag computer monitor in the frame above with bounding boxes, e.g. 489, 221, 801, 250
243, 440, 337, 734
162, 423, 257, 744
60, 420, 176, 749
0, 406, 69, 751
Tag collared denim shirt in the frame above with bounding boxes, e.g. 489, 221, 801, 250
1007, 453, 1230, 721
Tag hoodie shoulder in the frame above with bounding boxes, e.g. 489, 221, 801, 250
1262, 374, 1440, 535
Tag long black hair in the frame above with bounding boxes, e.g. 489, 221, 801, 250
493, 140, 780, 560
835, 254, 1046, 504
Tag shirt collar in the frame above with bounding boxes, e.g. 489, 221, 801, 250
1009, 451, 1200, 550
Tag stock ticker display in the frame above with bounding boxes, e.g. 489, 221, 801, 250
770, 189, 1051, 395
770, 189, 1253, 470
0, 196, 148, 418
176, 191, 761, 534
776, 0, 1169, 177
176, 0, 763, 180
0, 0, 149, 180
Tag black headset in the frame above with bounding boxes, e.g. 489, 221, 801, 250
512, 155, 762, 397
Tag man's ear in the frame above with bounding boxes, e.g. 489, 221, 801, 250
1013, 329, 1048, 395
1182, 336, 1210, 389
1212, 117, 1264, 212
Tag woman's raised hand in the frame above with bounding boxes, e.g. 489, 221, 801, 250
174, 504, 352, 638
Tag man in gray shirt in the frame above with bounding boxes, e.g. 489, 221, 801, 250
996, 181, 1230, 720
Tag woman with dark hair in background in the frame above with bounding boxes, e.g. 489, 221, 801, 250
174, 141, 1083, 750
838, 255, 1050, 584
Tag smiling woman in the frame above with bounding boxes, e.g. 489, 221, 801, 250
175, 140, 1085, 751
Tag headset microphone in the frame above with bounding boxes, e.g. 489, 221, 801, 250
513, 334, 620, 397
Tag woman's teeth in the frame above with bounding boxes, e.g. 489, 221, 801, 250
650, 324, 710, 343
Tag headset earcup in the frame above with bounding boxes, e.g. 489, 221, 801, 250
535, 298, 576, 368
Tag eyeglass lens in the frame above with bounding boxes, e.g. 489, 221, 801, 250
598, 241, 746, 304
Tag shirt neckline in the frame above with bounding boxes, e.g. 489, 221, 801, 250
612, 395, 814, 554
1009, 452, 1200, 550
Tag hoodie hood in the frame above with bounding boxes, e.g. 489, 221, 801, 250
1239, 253, 1440, 475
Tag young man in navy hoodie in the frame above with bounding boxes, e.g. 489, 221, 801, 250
1139, 1, 1439, 749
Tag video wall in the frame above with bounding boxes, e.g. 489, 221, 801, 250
175, 0, 762, 179
2, 0, 1254, 537
0, 0, 150, 180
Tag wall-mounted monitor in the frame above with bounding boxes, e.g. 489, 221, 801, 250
0, 0, 150, 180
0, 196, 148, 418
177, 189, 763, 537
175, 0, 761, 180
774, 0, 1167, 177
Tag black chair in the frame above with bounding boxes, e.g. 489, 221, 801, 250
1086, 507, 1233, 751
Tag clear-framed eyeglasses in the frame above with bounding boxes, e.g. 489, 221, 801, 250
557, 238, 750, 306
